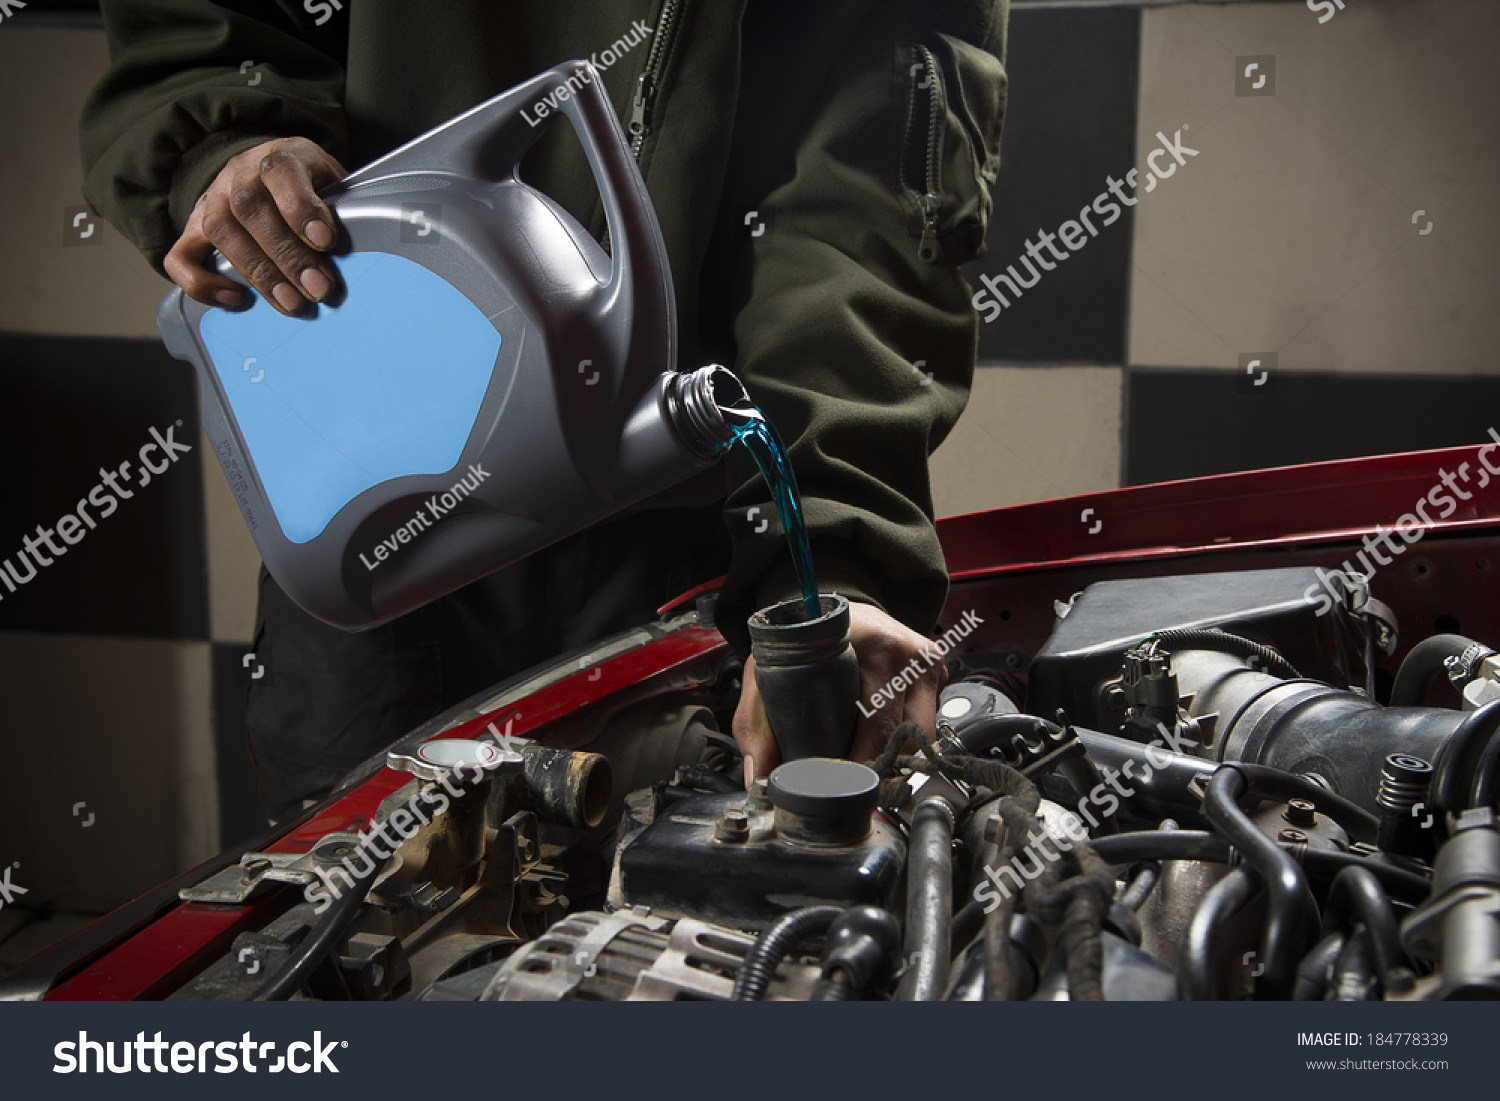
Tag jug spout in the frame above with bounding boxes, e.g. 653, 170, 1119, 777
668, 364, 750, 457
611, 364, 746, 500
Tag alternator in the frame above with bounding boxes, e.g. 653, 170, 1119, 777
476, 908, 820, 1001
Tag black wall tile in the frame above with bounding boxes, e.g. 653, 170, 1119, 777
1126, 369, 1500, 485
963, 6, 1140, 365
0, 333, 208, 639
212, 640, 270, 844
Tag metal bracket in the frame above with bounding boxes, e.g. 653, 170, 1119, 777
178, 831, 367, 904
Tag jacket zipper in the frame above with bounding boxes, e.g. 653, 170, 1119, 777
901, 44, 942, 263
629, 0, 684, 159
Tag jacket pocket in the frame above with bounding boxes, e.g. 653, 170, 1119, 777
895, 34, 1007, 265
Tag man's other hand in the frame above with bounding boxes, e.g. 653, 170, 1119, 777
732, 600, 948, 785
165, 137, 347, 316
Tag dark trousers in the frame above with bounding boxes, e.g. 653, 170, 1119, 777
245, 502, 731, 821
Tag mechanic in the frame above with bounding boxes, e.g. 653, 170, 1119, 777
80, 0, 1009, 822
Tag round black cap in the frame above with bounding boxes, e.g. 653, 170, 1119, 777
769, 758, 879, 818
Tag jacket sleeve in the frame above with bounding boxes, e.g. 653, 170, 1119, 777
713, 4, 1008, 655
80, 0, 350, 276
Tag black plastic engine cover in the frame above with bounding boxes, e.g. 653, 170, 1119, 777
615, 792, 906, 930
1026, 567, 1370, 736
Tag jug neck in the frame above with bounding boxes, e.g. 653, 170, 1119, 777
668, 364, 749, 459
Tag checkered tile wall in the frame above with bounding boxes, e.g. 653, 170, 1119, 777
1, 1, 1496, 946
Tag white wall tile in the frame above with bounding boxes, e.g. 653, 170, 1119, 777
0, 28, 167, 340
1131, 0, 1500, 375
931, 366, 1122, 518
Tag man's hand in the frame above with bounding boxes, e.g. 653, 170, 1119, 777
732, 600, 948, 785
165, 137, 348, 316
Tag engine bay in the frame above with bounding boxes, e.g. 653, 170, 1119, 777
154, 559, 1500, 1002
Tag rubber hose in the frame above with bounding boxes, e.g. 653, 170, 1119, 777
1091, 830, 1231, 865
950, 898, 986, 959
1177, 866, 1260, 1001
1294, 932, 1348, 1001
731, 906, 842, 1002
1471, 725, 1500, 809
676, 764, 741, 794
810, 977, 856, 1001
1331, 928, 1380, 1001
1229, 763, 1379, 844
1304, 851, 1431, 906
1205, 767, 1320, 999
1089, 830, 1431, 905
982, 902, 1015, 1002
981, 785, 1042, 1003
1433, 700, 1500, 815
1322, 865, 1415, 994
896, 798, 957, 1001
251, 852, 382, 1001
1391, 634, 1484, 707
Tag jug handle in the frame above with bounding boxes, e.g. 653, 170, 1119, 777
203, 61, 674, 352
338, 60, 673, 332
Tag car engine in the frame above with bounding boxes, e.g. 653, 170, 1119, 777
163, 565, 1500, 1002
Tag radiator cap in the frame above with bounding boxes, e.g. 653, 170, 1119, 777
388, 736, 518, 782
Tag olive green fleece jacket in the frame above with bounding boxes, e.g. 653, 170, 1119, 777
80, 0, 1008, 655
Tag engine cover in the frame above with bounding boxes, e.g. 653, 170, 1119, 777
1026, 567, 1373, 734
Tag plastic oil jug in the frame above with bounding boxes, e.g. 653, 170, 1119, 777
157, 61, 742, 629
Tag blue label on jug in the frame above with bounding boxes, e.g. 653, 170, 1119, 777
201, 252, 501, 543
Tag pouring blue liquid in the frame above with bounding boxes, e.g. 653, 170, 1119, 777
712, 390, 821, 622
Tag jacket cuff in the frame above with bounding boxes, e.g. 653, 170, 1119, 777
167, 132, 290, 240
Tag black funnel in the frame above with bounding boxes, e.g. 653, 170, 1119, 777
749, 593, 860, 762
